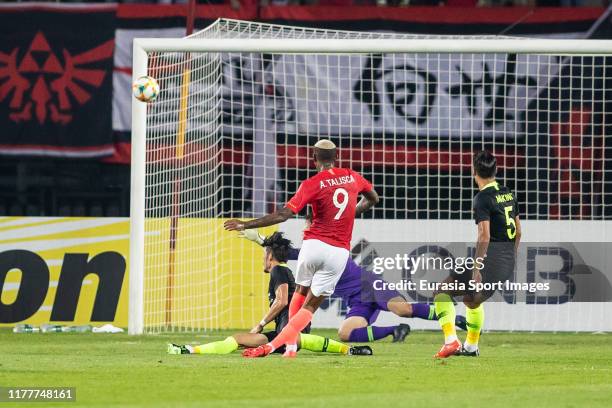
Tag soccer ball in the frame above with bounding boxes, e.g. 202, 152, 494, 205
132, 76, 160, 102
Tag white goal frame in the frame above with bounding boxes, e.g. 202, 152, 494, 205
129, 38, 612, 335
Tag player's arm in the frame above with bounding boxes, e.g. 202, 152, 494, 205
226, 180, 315, 232
513, 199, 521, 254
225, 207, 293, 231
353, 171, 379, 217
251, 283, 289, 333
514, 215, 522, 254
355, 189, 379, 217
472, 194, 491, 281
474, 220, 491, 275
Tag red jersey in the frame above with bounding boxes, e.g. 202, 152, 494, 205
286, 168, 373, 250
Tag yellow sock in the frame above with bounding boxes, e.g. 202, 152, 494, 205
193, 337, 239, 355
434, 293, 457, 344
442, 323, 457, 342
299, 333, 349, 354
465, 305, 484, 350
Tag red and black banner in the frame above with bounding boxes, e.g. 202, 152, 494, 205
0, 5, 116, 157
0, 4, 608, 159
259, 6, 605, 35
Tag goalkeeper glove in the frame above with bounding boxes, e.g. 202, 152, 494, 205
239, 229, 265, 246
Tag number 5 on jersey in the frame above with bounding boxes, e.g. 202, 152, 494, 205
504, 206, 516, 239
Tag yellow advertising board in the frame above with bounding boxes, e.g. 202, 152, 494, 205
0, 217, 275, 330
143, 218, 276, 330
0, 217, 130, 327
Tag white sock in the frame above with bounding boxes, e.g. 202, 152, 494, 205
186, 345, 194, 354
463, 342, 478, 352
445, 334, 458, 344
285, 344, 297, 353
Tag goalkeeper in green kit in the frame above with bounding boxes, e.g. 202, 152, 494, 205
167, 232, 371, 357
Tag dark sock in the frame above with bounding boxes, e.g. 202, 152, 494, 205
411, 303, 437, 320
348, 325, 396, 342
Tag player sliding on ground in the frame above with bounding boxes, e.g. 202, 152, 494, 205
433, 151, 521, 358
225, 139, 379, 358
239, 217, 468, 343
167, 232, 371, 357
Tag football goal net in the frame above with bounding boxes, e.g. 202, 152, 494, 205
129, 19, 612, 334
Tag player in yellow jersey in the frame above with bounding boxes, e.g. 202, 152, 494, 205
434, 151, 522, 358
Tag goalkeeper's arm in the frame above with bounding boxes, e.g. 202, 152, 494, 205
240, 230, 300, 260
239, 229, 265, 245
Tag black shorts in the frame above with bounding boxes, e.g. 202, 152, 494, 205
451, 253, 515, 301
263, 330, 279, 343
274, 311, 290, 334
260, 331, 284, 354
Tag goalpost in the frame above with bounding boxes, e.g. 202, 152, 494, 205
129, 19, 612, 335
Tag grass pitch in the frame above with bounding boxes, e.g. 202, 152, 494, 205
2, 329, 612, 407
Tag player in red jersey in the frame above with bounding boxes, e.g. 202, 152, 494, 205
224, 139, 379, 358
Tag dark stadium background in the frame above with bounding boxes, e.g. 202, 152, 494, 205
0, 3, 610, 221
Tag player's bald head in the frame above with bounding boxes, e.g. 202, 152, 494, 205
313, 139, 337, 166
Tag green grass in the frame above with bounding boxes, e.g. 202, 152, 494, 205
2, 329, 612, 407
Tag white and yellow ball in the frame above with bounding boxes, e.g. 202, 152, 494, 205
132, 76, 160, 102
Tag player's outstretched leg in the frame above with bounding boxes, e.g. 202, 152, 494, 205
243, 308, 314, 358
168, 337, 240, 355
245, 290, 326, 359
345, 323, 410, 343
298, 333, 372, 356
167, 343, 191, 354
388, 300, 468, 331
341, 305, 411, 343
289, 288, 307, 319
194, 337, 240, 355
399, 302, 435, 320
347, 325, 395, 342
433, 293, 461, 358
300, 333, 346, 354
